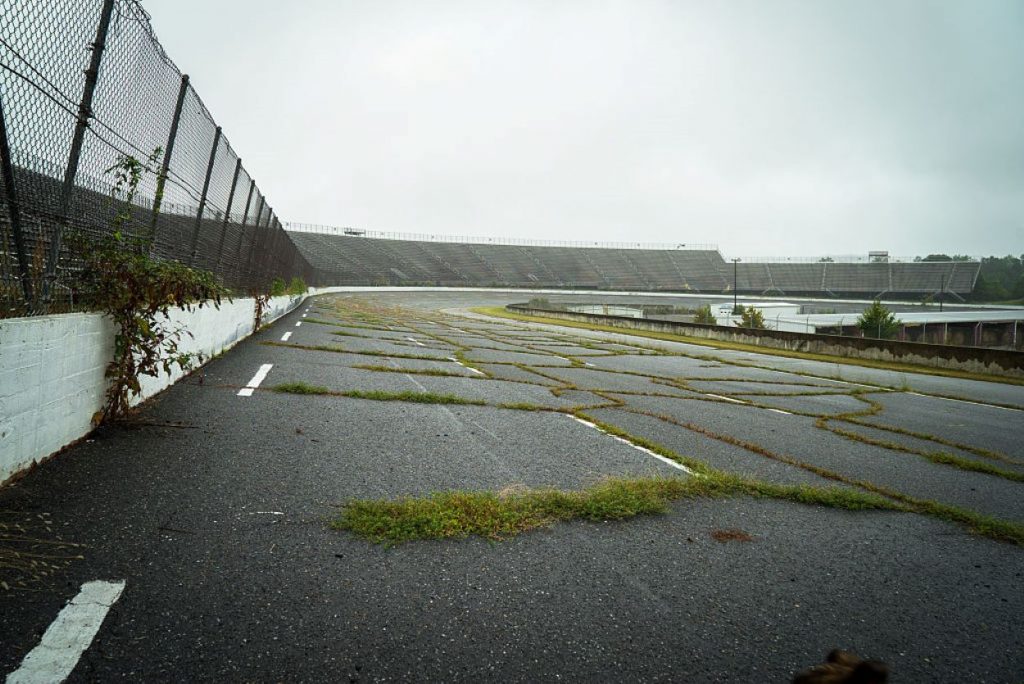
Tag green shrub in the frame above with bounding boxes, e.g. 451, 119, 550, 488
287, 276, 307, 295
694, 304, 717, 325
739, 306, 766, 329
269, 277, 287, 296
857, 300, 902, 339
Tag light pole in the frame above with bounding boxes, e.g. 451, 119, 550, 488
732, 258, 740, 314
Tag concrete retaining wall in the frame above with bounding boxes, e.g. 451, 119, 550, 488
507, 305, 1024, 379
0, 294, 304, 485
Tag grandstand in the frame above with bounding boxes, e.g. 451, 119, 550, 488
286, 225, 980, 298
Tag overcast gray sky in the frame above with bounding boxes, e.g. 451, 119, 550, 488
144, 0, 1023, 257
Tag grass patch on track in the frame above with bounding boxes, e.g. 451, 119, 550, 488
341, 390, 486, 405
332, 472, 901, 546
353, 364, 469, 378
272, 382, 332, 395
271, 383, 484, 406
472, 307, 1024, 387
261, 341, 449, 361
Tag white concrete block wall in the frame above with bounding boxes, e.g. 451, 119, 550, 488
0, 294, 304, 485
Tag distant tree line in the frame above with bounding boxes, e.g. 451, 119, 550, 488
915, 254, 1024, 301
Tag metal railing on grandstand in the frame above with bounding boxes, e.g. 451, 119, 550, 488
734, 255, 983, 264
286, 222, 718, 251
0, 0, 316, 317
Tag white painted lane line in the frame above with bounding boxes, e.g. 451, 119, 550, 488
405, 337, 426, 347
705, 393, 747, 404
7, 580, 125, 684
237, 363, 273, 397
569, 416, 695, 475
295, 321, 302, 327
301, 313, 307, 318
829, 378, 889, 390
907, 392, 1014, 411
766, 408, 792, 415
448, 357, 485, 376
280, 332, 292, 342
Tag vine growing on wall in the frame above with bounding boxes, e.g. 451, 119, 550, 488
79, 150, 226, 422
251, 289, 270, 331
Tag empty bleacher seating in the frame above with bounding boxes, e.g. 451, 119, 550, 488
287, 231, 979, 296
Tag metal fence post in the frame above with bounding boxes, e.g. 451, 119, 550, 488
256, 208, 273, 281
0, 87, 33, 306
232, 179, 255, 284
189, 125, 221, 265
43, 0, 116, 303
150, 73, 189, 242
0, 82, 33, 305
265, 216, 278, 269
245, 195, 266, 287
215, 157, 242, 268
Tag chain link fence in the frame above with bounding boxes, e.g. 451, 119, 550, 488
0, 0, 318, 317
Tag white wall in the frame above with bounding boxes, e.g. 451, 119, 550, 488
0, 294, 304, 485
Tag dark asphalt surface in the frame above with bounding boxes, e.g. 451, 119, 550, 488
2, 290, 1023, 682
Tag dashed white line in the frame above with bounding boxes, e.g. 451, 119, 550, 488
766, 408, 792, 415
705, 393, 747, 404
301, 313, 307, 318
280, 332, 292, 342
448, 357, 486, 376
237, 363, 273, 397
829, 378, 888, 390
295, 321, 302, 327
907, 392, 1014, 411
569, 416, 695, 475
406, 337, 426, 347
6, 580, 126, 684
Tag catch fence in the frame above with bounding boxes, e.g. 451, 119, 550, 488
0, 0, 317, 316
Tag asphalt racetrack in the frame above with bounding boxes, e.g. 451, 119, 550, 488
2, 290, 1022, 682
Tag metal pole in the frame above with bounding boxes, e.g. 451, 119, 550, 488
231, 178, 256, 284
259, 210, 277, 279
0, 86, 33, 305
245, 194, 266, 286
939, 273, 945, 312
44, 0, 116, 303
732, 258, 739, 313
150, 73, 189, 242
215, 156, 242, 268
189, 125, 221, 265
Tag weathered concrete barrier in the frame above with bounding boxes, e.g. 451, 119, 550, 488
0, 293, 307, 485
506, 304, 1024, 379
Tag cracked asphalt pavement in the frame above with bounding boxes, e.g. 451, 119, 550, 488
2, 290, 1022, 682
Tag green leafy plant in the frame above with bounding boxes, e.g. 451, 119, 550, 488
269, 277, 287, 296
857, 300, 902, 339
287, 276, 307, 295
738, 306, 766, 329
693, 304, 717, 325
79, 151, 226, 422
